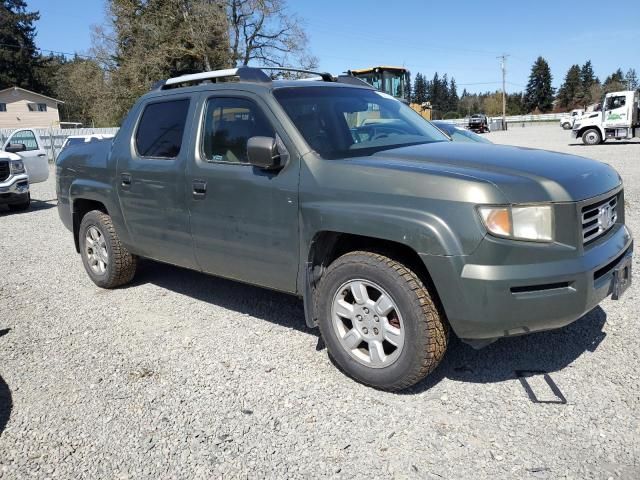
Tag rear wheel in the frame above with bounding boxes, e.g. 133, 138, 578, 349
582, 128, 601, 145
79, 210, 137, 288
562, 122, 572, 130
316, 251, 448, 391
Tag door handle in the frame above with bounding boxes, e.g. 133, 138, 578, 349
192, 180, 207, 198
121, 173, 132, 188
37, 153, 47, 157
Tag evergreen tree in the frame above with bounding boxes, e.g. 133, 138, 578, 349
448, 77, 459, 114
405, 72, 412, 103
429, 72, 446, 113
440, 73, 450, 113
557, 64, 581, 108
524, 56, 555, 112
603, 68, 625, 92
0, 0, 41, 90
413, 73, 427, 104
579, 60, 597, 104
625, 68, 638, 90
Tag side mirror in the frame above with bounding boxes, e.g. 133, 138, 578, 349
5, 143, 27, 153
247, 136, 282, 170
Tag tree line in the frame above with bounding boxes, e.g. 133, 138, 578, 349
0, 0, 316, 127
409, 56, 638, 119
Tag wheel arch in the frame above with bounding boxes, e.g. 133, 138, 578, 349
302, 231, 446, 329
577, 125, 603, 140
72, 198, 109, 253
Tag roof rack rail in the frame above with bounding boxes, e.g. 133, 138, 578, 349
159, 66, 271, 89
153, 66, 371, 91
259, 67, 335, 82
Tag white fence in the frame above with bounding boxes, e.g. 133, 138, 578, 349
0, 127, 120, 162
444, 113, 564, 127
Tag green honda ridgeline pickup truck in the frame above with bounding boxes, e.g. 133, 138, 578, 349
56, 67, 633, 391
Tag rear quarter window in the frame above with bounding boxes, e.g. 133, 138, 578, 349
135, 99, 190, 158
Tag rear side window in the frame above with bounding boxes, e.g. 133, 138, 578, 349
136, 99, 190, 158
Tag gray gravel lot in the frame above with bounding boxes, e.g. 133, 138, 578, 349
0, 123, 639, 479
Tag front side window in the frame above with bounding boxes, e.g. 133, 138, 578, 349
11, 130, 38, 150
274, 87, 448, 159
135, 99, 190, 158
0, 103, 6, 112
201, 97, 274, 163
606, 96, 626, 110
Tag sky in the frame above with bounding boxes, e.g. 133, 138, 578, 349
27, 0, 640, 94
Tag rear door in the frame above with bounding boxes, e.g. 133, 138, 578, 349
115, 95, 198, 269
2, 129, 49, 183
186, 92, 300, 293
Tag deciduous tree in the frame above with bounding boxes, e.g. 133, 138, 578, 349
227, 0, 317, 68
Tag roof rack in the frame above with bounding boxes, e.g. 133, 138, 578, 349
160, 66, 271, 89
259, 67, 335, 82
154, 66, 373, 91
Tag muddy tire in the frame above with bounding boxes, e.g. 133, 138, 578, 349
79, 210, 137, 288
316, 251, 448, 391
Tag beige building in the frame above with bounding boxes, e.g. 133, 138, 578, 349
0, 87, 63, 129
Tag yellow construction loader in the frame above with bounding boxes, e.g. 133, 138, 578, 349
348, 66, 432, 120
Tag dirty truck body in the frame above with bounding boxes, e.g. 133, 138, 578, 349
56, 67, 633, 390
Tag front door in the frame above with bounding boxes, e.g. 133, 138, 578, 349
115, 96, 198, 269
603, 94, 629, 128
3, 129, 49, 183
186, 93, 300, 293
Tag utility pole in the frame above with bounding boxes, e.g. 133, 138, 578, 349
497, 54, 509, 129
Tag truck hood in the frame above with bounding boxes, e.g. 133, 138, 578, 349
363, 142, 621, 203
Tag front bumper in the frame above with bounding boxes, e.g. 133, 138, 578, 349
0, 174, 29, 205
423, 223, 633, 342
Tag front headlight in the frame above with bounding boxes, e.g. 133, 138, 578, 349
478, 205, 553, 242
10, 159, 25, 175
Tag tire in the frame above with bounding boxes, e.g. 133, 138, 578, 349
8, 193, 30, 212
316, 251, 448, 391
582, 128, 601, 146
562, 122, 572, 130
79, 210, 137, 288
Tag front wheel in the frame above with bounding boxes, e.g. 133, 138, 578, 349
582, 128, 601, 145
79, 210, 137, 288
316, 251, 448, 391
8, 193, 30, 212
562, 122, 572, 130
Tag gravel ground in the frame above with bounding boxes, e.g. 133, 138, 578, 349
0, 123, 639, 479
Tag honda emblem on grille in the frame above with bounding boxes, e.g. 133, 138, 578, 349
598, 204, 616, 230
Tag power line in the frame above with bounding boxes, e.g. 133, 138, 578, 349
0, 42, 94, 60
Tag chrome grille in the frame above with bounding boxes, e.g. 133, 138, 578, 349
0, 161, 9, 182
582, 195, 618, 244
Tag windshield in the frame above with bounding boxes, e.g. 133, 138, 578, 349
273, 86, 448, 159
